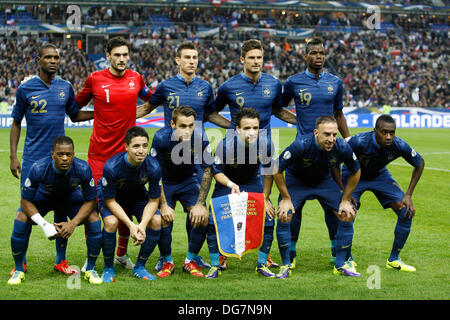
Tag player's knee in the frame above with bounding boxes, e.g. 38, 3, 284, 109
87, 211, 101, 223
161, 218, 171, 228
390, 202, 402, 212
15, 211, 30, 223
149, 214, 161, 230
103, 215, 118, 232
201, 214, 209, 227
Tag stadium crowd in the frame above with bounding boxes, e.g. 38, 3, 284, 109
0, 3, 448, 111
1, 27, 447, 111
0, 1, 447, 31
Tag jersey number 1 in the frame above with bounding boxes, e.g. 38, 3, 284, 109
104, 89, 110, 103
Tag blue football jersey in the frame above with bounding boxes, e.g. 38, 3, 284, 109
21, 156, 96, 202
212, 134, 271, 185
345, 131, 423, 179
215, 72, 283, 131
11, 76, 80, 162
101, 152, 162, 202
151, 127, 213, 184
278, 132, 360, 186
282, 70, 343, 135
148, 74, 215, 128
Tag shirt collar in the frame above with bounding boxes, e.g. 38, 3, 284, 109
52, 159, 72, 175
36, 75, 55, 87
177, 73, 196, 84
124, 152, 142, 168
240, 72, 261, 84
313, 136, 323, 151
371, 132, 381, 149
305, 69, 325, 80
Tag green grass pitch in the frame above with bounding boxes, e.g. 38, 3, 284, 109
0, 127, 448, 300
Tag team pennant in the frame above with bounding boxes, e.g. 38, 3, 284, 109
210, 192, 265, 259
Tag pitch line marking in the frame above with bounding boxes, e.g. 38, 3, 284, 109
390, 162, 450, 173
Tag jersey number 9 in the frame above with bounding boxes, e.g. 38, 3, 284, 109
236, 96, 245, 108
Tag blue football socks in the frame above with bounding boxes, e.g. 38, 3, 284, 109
276, 221, 291, 266
389, 207, 412, 261
86, 220, 102, 271
102, 229, 116, 269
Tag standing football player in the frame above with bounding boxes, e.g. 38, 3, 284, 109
9, 43, 93, 278
213, 39, 297, 269
281, 36, 352, 267
76, 36, 153, 274
137, 41, 228, 269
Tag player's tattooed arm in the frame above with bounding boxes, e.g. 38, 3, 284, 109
189, 167, 212, 228
273, 108, 297, 125
136, 102, 157, 119
197, 166, 213, 205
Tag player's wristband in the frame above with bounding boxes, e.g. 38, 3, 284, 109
344, 136, 352, 142
30, 213, 47, 228
227, 181, 236, 189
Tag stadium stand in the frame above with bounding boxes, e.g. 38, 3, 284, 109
0, 2, 448, 110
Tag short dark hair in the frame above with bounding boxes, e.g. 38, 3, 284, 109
172, 106, 197, 124
375, 114, 396, 129
234, 108, 260, 127
176, 42, 197, 57
241, 39, 263, 58
125, 126, 149, 145
315, 115, 337, 129
105, 36, 130, 54
52, 136, 74, 150
38, 43, 58, 57
305, 36, 324, 54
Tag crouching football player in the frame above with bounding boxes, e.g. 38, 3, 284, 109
8, 136, 102, 285
338, 115, 424, 273
97, 126, 162, 282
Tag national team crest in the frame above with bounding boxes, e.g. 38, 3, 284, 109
129, 80, 135, 89
210, 192, 265, 259
328, 85, 334, 94
263, 87, 271, 97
